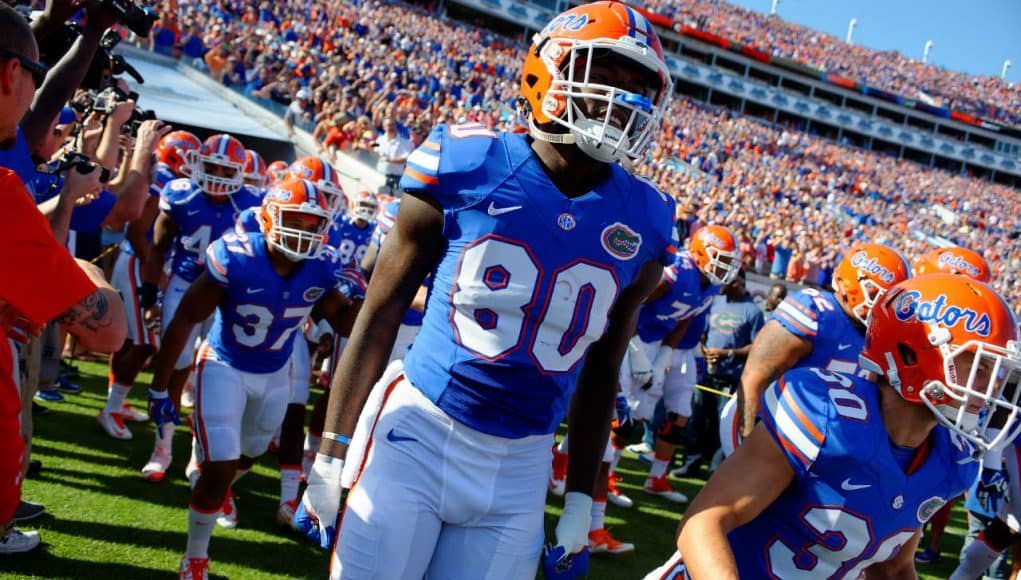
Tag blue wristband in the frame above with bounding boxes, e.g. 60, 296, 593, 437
323, 431, 352, 445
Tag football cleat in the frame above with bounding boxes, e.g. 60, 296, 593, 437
217, 491, 238, 528
120, 403, 149, 422
625, 442, 653, 455
141, 447, 172, 482
606, 472, 633, 509
588, 528, 635, 554
178, 556, 209, 580
550, 446, 568, 497
97, 409, 132, 440
643, 476, 688, 503
275, 499, 299, 530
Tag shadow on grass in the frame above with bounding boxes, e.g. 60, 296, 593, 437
4, 518, 326, 579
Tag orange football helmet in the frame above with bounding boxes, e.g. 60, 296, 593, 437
913, 246, 991, 283
285, 156, 347, 219
688, 225, 740, 286
351, 190, 379, 222
243, 149, 268, 189
519, 1, 673, 164
156, 130, 201, 177
260, 177, 332, 261
186, 134, 247, 195
859, 274, 1021, 453
267, 160, 289, 184
832, 243, 911, 326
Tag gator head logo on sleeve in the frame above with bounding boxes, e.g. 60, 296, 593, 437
601, 223, 642, 261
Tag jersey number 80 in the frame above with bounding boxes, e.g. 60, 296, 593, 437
450, 236, 620, 373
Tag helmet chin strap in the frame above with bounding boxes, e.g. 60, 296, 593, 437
528, 116, 575, 146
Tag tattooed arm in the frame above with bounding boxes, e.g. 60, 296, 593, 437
55, 260, 127, 353
737, 320, 812, 438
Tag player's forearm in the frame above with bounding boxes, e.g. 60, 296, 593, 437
676, 514, 740, 580
140, 249, 167, 285
320, 306, 405, 459
150, 319, 196, 392
738, 371, 771, 438
566, 364, 617, 495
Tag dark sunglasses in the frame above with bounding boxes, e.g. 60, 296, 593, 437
0, 48, 48, 89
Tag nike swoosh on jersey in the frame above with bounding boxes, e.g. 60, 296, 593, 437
187, 210, 201, 216
838, 343, 853, 350
487, 202, 522, 216
840, 478, 871, 491
246, 288, 264, 294
386, 428, 418, 443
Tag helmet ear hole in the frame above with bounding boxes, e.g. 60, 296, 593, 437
525, 74, 539, 89
897, 343, 918, 367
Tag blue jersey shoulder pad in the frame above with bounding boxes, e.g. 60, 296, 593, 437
759, 368, 835, 476
235, 207, 261, 235
632, 176, 678, 266
399, 123, 501, 209
771, 289, 838, 339
158, 178, 198, 211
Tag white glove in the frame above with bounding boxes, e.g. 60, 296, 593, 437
628, 338, 653, 386
650, 345, 673, 392
294, 453, 344, 550
555, 492, 593, 554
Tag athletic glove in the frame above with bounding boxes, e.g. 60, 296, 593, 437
976, 467, 1010, 515
543, 492, 593, 579
628, 337, 653, 387
294, 453, 344, 550
147, 389, 181, 437
650, 345, 673, 392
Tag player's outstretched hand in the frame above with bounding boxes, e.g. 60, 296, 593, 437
976, 468, 1010, 514
294, 454, 344, 550
147, 389, 181, 437
542, 544, 589, 580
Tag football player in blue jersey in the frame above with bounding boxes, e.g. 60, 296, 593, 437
100, 129, 199, 440
284, 156, 348, 230
720, 242, 911, 456
626, 225, 737, 502
331, 190, 376, 267
138, 133, 262, 483
146, 178, 361, 580
242, 149, 269, 194
296, 3, 679, 578
647, 273, 1021, 579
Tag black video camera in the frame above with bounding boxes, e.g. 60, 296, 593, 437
99, 0, 157, 38
45, 151, 112, 184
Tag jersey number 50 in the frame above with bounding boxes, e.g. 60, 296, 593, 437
450, 237, 619, 373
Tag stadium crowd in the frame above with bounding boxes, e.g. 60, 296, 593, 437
143, 0, 1021, 308
3, 0, 1021, 577
638, 0, 1021, 127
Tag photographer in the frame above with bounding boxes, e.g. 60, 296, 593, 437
0, 4, 127, 554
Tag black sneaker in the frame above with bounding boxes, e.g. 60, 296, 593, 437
26, 460, 42, 479
13, 500, 45, 523
59, 360, 80, 379
31, 402, 49, 416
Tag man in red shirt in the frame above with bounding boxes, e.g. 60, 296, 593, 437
0, 4, 126, 553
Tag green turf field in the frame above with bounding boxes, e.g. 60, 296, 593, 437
4, 360, 969, 579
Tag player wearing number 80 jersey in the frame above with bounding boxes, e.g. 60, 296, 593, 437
300, 3, 678, 577
648, 274, 1021, 579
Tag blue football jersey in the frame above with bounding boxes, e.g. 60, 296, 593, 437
725, 368, 977, 578
399, 123, 677, 438
159, 179, 261, 282
204, 231, 342, 373
151, 162, 178, 197
636, 252, 720, 344
772, 288, 866, 377
332, 215, 374, 267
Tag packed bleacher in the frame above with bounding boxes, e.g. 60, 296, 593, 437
637, 0, 1021, 127
144, 0, 1021, 310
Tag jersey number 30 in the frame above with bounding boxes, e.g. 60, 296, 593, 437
450, 237, 619, 373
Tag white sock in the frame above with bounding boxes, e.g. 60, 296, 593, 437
106, 382, 132, 412
185, 504, 218, 559
280, 466, 301, 505
609, 447, 623, 473
557, 435, 569, 454
650, 457, 670, 479
156, 423, 175, 452
590, 499, 606, 532
950, 537, 1002, 580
